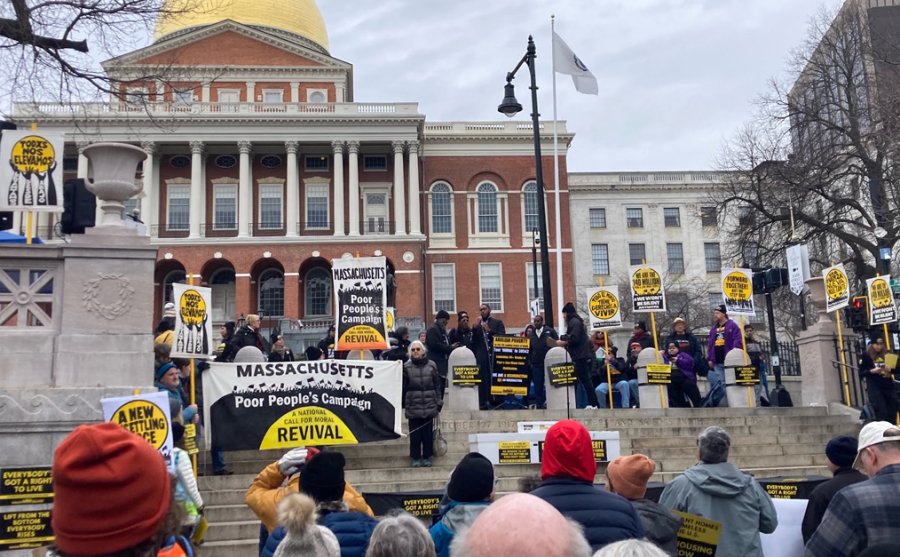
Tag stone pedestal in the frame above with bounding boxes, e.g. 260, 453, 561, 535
724, 349, 754, 408
545, 347, 576, 411
636, 347, 668, 409
447, 347, 478, 412
798, 277, 849, 406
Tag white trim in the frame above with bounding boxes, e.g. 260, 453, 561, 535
235, 273, 252, 277
478, 262, 504, 311
394, 269, 422, 274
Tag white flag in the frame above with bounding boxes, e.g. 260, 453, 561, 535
553, 31, 598, 95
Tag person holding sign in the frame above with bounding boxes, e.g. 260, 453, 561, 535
472, 304, 505, 409
706, 305, 741, 406
595, 347, 631, 409
858, 334, 899, 424
171, 423, 204, 535
661, 342, 701, 408
658, 426, 777, 557
557, 303, 600, 409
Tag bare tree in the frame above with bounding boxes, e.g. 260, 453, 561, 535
1, 0, 208, 109
714, 2, 900, 288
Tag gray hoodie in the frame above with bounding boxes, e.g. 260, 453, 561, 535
658, 462, 778, 557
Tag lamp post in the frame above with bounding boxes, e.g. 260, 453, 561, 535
499, 36, 554, 328
531, 228, 540, 314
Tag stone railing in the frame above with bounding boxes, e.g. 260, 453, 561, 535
13, 101, 421, 118
424, 121, 561, 135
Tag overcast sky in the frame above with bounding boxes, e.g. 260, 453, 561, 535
318, 0, 837, 172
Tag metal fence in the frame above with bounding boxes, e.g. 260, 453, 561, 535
698, 334, 802, 376
832, 334, 868, 409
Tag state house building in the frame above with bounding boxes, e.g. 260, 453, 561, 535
12, 0, 576, 339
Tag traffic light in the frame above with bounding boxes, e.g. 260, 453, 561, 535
765, 268, 789, 291
847, 296, 869, 331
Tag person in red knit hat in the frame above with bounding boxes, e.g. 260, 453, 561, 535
530, 420, 644, 552
49, 422, 191, 557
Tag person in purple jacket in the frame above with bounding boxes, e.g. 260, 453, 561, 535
706, 304, 742, 406
662, 341, 701, 408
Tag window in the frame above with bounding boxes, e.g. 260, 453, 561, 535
163, 270, 186, 305
522, 181, 540, 234
477, 182, 498, 233
218, 89, 240, 112
629, 243, 646, 266
700, 206, 717, 227
169, 155, 190, 168
667, 243, 684, 274
704, 242, 721, 273
365, 192, 388, 234
708, 292, 723, 310
664, 207, 681, 227
668, 292, 689, 322
591, 244, 609, 275
526, 262, 544, 312
167, 185, 190, 231
304, 268, 331, 316
124, 196, 140, 218
308, 90, 327, 103
626, 208, 643, 228
63, 157, 78, 172
737, 205, 754, 226
430, 183, 452, 234
306, 184, 329, 229
363, 155, 387, 171
304, 155, 329, 172
479, 263, 503, 310
260, 155, 282, 169
262, 90, 283, 103
258, 269, 284, 317
174, 90, 193, 105
259, 184, 283, 229
589, 208, 606, 228
214, 184, 237, 230
432, 264, 456, 313
215, 155, 237, 169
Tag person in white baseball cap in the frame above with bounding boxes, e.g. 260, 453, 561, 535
805, 421, 900, 556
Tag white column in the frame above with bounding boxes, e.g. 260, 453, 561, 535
392, 141, 407, 236
76, 142, 89, 179
332, 141, 345, 236
246, 81, 256, 105
142, 141, 157, 236
347, 140, 360, 236
336, 84, 345, 102
286, 141, 300, 237
201, 84, 210, 103
407, 140, 421, 236
188, 141, 205, 239
290, 82, 300, 103
238, 140, 252, 238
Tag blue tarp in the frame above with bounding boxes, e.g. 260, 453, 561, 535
0, 231, 43, 244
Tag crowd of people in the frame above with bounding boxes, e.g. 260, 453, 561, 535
46, 419, 900, 556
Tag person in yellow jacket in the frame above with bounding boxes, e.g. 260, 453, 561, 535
246, 447, 373, 552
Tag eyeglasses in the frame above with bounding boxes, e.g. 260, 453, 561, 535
410, 347, 424, 352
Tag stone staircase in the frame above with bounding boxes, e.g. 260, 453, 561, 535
195, 406, 859, 556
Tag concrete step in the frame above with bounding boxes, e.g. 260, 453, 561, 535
205, 504, 258, 523
658, 453, 826, 474
639, 442, 827, 460
204, 519, 262, 543
199, 540, 259, 557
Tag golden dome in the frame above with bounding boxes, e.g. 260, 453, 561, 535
154, 0, 329, 51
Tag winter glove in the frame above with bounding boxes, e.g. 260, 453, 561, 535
278, 447, 309, 476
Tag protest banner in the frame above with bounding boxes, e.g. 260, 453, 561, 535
672, 511, 722, 557
548, 362, 576, 387
0, 467, 52, 506
491, 335, 530, 396
0, 131, 64, 212
0, 510, 53, 550
586, 286, 622, 329
867, 275, 897, 325
629, 265, 666, 313
172, 283, 214, 359
646, 363, 672, 385
333, 257, 389, 351
822, 264, 850, 313
721, 268, 755, 316
452, 365, 480, 386
202, 359, 402, 450
101, 391, 174, 469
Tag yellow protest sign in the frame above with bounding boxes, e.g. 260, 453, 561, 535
630, 265, 666, 313
867, 275, 897, 325
498, 441, 531, 464
101, 391, 174, 469
0, 131, 64, 211
587, 286, 622, 329
672, 511, 722, 557
721, 268, 754, 316
822, 264, 850, 312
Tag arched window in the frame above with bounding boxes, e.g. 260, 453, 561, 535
305, 267, 332, 317
163, 270, 186, 306
522, 181, 540, 234
477, 182, 498, 233
258, 269, 284, 317
210, 268, 236, 323
430, 182, 452, 234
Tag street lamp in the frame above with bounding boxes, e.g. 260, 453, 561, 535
499, 36, 555, 328
531, 228, 540, 314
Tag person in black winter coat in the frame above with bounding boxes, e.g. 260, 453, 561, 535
557, 302, 599, 408
859, 334, 899, 423
663, 317, 707, 378
528, 314, 558, 409
425, 310, 454, 399
472, 304, 505, 409
531, 420, 644, 552
606, 454, 682, 556
221, 314, 268, 362
403, 341, 442, 468
801, 435, 867, 543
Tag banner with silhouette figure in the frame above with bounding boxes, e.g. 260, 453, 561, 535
171, 283, 213, 359
333, 256, 390, 351
0, 131, 64, 212
202, 359, 402, 450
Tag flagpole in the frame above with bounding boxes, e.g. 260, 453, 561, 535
551, 14, 565, 331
